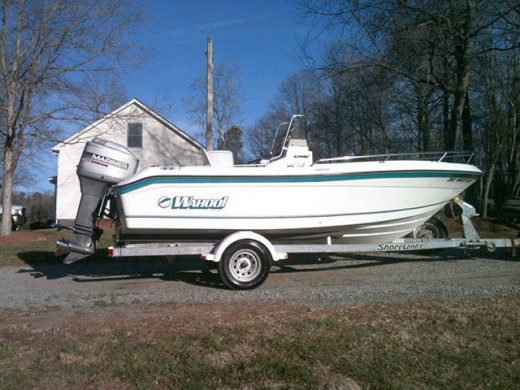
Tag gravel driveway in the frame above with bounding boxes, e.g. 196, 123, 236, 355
1, 250, 519, 310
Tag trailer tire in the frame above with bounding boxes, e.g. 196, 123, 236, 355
411, 217, 448, 255
218, 240, 272, 290
413, 217, 448, 240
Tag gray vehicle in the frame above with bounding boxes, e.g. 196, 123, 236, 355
0, 204, 27, 230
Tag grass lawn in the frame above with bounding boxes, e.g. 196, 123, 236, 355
0, 223, 519, 389
0, 294, 519, 389
0, 228, 114, 267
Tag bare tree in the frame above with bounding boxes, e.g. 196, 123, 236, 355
184, 61, 244, 149
272, 70, 323, 118
247, 108, 287, 160
297, 0, 520, 150
310, 55, 398, 158
246, 70, 323, 160
0, 0, 144, 236
290, 0, 520, 212
473, 34, 520, 216
12, 189, 54, 227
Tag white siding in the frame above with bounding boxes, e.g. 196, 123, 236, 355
56, 144, 84, 222
124, 106, 205, 167
55, 102, 206, 221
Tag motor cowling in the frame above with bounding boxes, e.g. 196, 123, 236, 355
56, 138, 139, 263
77, 138, 139, 184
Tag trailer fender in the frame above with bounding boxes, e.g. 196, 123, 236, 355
202, 231, 287, 263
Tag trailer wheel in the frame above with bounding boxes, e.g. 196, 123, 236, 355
218, 240, 272, 290
413, 217, 448, 240
411, 217, 448, 255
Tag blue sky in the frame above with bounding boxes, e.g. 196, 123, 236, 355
30, 0, 327, 193
126, 0, 318, 133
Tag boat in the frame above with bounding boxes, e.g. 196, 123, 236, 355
56, 115, 482, 263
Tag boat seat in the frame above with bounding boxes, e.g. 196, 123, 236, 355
207, 150, 234, 167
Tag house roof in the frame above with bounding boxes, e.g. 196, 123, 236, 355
52, 98, 205, 153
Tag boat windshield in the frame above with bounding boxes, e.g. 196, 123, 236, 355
290, 115, 307, 140
270, 122, 289, 157
270, 115, 307, 159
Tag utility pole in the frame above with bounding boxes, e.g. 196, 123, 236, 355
206, 36, 214, 151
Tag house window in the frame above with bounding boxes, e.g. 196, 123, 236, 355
127, 123, 142, 148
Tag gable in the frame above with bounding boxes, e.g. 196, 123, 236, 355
52, 99, 209, 221
52, 98, 205, 154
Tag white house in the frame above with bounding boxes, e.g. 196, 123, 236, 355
52, 98, 208, 222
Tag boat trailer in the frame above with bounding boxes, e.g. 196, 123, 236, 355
107, 196, 520, 290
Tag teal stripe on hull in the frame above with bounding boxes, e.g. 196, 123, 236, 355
119, 170, 480, 194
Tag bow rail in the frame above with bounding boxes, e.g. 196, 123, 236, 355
314, 151, 475, 165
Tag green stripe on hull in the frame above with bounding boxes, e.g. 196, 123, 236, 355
119, 171, 480, 194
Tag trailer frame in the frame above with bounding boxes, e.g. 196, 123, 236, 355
108, 197, 520, 289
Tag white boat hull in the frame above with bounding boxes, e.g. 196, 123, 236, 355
115, 161, 482, 244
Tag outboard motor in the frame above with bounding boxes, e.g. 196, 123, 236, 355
56, 138, 139, 264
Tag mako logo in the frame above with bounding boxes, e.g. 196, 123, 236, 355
158, 196, 228, 209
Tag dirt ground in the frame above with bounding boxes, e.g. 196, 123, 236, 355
442, 217, 519, 238
0, 230, 50, 246
0, 217, 518, 311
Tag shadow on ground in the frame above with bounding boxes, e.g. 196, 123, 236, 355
14, 246, 517, 290
16, 251, 227, 289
